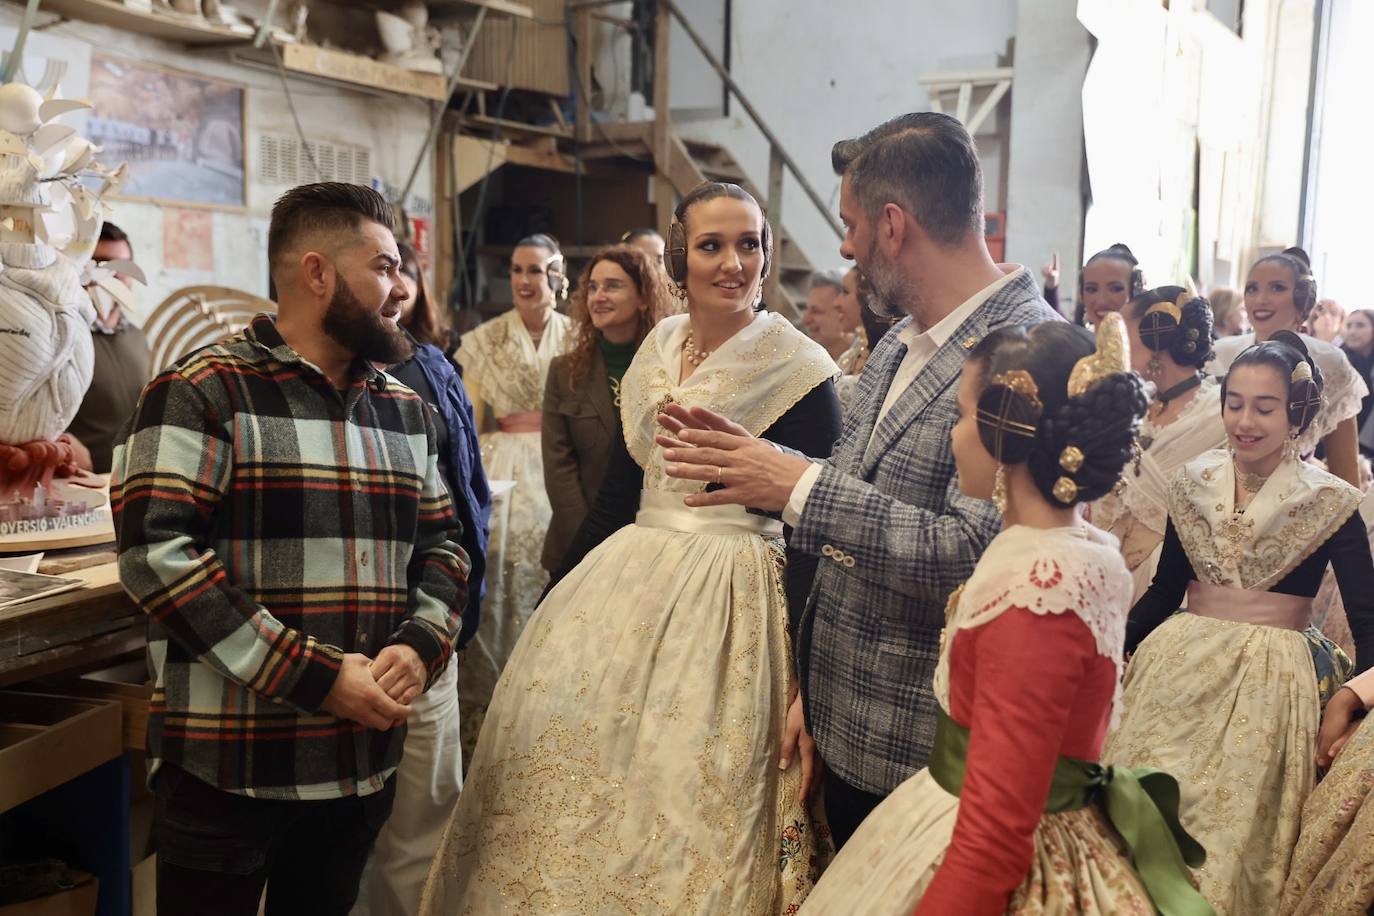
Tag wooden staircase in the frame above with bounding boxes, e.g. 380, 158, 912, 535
654, 132, 818, 319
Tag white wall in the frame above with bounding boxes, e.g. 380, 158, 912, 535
1005, 0, 1092, 314
0, 6, 435, 319
1306, 0, 1374, 305
671, 0, 1018, 274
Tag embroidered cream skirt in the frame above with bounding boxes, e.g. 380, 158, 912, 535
457, 429, 551, 762
420, 516, 827, 915
1103, 612, 1320, 915
797, 768, 1153, 914
1281, 715, 1374, 915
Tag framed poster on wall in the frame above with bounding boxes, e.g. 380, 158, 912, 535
86, 54, 246, 210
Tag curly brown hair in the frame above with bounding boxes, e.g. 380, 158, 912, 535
565, 244, 676, 389
398, 241, 452, 350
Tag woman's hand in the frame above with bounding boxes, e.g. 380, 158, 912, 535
1318, 686, 1365, 767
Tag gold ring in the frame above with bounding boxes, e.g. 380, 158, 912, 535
715, 465, 724, 485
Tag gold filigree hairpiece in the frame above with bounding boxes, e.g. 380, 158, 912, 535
1292, 360, 1313, 384
989, 370, 1043, 415
1068, 311, 1129, 397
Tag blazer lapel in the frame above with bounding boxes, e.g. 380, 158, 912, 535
586, 348, 618, 436
860, 311, 989, 477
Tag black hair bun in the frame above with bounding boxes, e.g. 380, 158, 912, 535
1106, 242, 1139, 264
1133, 286, 1214, 369
1283, 246, 1312, 270
1029, 372, 1149, 505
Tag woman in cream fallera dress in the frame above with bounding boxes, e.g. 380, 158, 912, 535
1104, 448, 1374, 913
420, 310, 838, 914
455, 306, 571, 755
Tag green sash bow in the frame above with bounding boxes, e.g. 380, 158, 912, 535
929, 709, 1214, 916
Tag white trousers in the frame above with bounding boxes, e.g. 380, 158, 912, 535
366, 660, 463, 916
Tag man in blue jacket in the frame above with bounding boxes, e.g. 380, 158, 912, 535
369, 325, 491, 916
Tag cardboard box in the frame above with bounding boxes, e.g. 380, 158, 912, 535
0, 877, 98, 916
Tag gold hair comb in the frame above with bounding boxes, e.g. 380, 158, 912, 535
1068, 312, 1129, 398
989, 370, 1043, 415
1292, 360, 1313, 384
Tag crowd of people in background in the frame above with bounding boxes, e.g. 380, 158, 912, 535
90, 107, 1374, 916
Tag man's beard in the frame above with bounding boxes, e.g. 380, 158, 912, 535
859, 237, 916, 320
321, 276, 413, 365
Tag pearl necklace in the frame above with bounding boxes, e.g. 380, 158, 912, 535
684, 331, 712, 367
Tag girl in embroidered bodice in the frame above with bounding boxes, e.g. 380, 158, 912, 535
453, 234, 574, 760
800, 315, 1210, 916
1095, 286, 1226, 601
1105, 332, 1374, 914
419, 183, 842, 915
1209, 248, 1366, 487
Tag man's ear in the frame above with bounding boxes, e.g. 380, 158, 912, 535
880, 202, 908, 256
300, 250, 332, 297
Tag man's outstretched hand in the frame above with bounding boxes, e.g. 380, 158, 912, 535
656, 404, 811, 513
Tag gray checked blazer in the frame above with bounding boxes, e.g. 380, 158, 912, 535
792, 268, 1061, 795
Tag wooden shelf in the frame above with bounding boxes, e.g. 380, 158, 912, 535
38, 0, 254, 45
429, 0, 536, 20
228, 42, 497, 102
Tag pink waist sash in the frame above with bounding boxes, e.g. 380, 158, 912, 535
496, 412, 543, 434
1186, 580, 1312, 630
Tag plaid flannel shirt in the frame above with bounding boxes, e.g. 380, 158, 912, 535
111, 315, 468, 800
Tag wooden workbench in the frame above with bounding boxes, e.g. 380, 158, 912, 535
0, 553, 143, 689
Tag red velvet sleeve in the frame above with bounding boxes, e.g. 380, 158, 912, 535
915, 607, 1101, 915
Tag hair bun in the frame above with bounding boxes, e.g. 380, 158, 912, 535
1283, 246, 1312, 269
1029, 371, 1148, 506
1269, 328, 1311, 360
1106, 242, 1138, 264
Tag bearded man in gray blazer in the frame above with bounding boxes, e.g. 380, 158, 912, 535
659, 111, 1061, 847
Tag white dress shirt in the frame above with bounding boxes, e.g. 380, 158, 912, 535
782, 266, 1025, 527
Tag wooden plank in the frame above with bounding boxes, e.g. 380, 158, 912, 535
463, 0, 569, 96
280, 42, 451, 101
765, 144, 785, 311
37, 0, 252, 45
431, 0, 536, 19
574, 7, 593, 142
462, 113, 572, 139
652, 0, 674, 232
435, 130, 456, 318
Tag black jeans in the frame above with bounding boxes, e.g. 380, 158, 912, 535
822, 766, 887, 851
153, 764, 396, 916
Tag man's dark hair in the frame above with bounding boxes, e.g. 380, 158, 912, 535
831, 111, 983, 246
267, 182, 394, 276
97, 220, 133, 258
99, 221, 129, 244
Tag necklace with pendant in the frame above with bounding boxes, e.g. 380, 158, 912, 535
684, 331, 712, 367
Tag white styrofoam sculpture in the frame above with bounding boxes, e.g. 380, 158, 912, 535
0, 81, 127, 499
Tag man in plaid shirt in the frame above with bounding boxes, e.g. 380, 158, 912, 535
111, 183, 468, 915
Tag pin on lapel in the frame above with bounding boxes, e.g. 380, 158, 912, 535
962, 336, 978, 350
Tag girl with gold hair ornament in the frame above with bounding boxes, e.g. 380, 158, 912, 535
1093, 284, 1225, 602
800, 314, 1212, 916
1106, 332, 1374, 914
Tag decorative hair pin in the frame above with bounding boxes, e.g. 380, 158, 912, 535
989, 370, 1043, 415
1292, 360, 1313, 384
1059, 446, 1084, 473
1068, 312, 1129, 397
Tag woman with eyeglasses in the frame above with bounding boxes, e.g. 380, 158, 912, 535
540, 244, 674, 574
